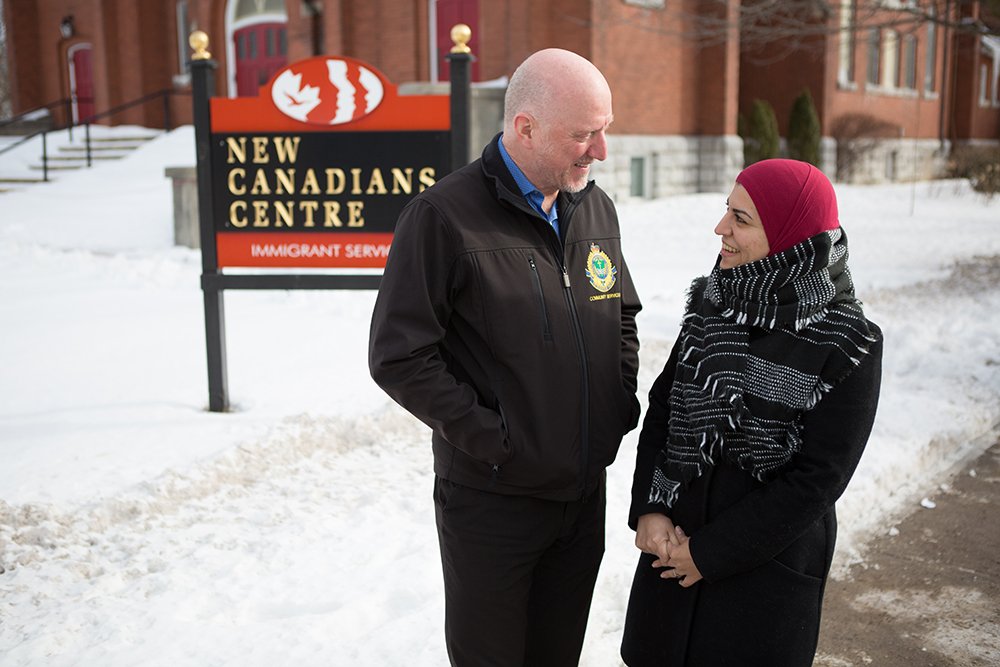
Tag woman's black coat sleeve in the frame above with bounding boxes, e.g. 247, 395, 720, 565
628, 336, 683, 530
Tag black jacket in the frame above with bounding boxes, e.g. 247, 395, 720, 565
369, 135, 642, 501
622, 327, 883, 666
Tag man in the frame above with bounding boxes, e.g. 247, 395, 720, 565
369, 48, 641, 666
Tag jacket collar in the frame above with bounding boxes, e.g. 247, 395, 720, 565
479, 133, 594, 219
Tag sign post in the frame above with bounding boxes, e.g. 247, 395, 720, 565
189, 31, 228, 412
446, 24, 474, 172
188, 28, 471, 412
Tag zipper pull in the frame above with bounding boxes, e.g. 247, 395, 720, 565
562, 266, 571, 288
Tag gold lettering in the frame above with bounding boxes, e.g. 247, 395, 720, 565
418, 167, 436, 191
252, 136, 269, 164
347, 201, 365, 227
390, 167, 414, 195
366, 168, 388, 195
227, 168, 246, 195
323, 201, 343, 227
229, 201, 248, 227
350, 168, 363, 195
250, 169, 271, 195
326, 168, 345, 195
252, 201, 270, 227
226, 137, 247, 164
301, 169, 321, 195
275, 168, 295, 195
274, 201, 294, 227
273, 136, 300, 163
300, 201, 319, 227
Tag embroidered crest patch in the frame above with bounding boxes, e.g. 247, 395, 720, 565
585, 243, 617, 293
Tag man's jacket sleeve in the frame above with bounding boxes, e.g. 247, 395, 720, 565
368, 198, 509, 464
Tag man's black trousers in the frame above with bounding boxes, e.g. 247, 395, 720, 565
433, 475, 606, 667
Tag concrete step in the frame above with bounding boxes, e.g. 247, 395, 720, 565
58, 144, 143, 153
28, 163, 85, 171
46, 154, 126, 161
1, 130, 161, 193
0, 177, 47, 184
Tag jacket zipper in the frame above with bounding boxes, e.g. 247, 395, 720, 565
555, 195, 592, 498
500, 184, 593, 496
528, 256, 554, 342
560, 261, 591, 498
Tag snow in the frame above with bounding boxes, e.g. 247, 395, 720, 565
1, 126, 999, 666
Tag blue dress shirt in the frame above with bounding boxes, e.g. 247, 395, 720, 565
497, 135, 559, 238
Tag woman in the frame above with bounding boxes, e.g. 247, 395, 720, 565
621, 159, 882, 666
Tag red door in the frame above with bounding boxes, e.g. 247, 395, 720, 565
70, 44, 95, 122
234, 23, 288, 97
436, 0, 479, 82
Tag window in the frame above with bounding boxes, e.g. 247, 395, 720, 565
924, 17, 937, 93
979, 62, 992, 107
838, 0, 856, 86
901, 34, 916, 90
630, 157, 646, 198
882, 30, 898, 88
624, 0, 665, 7
866, 29, 881, 86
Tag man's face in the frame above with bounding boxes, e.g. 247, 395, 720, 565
529, 95, 613, 196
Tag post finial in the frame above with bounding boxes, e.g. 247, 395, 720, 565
450, 24, 472, 54
189, 30, 211, 60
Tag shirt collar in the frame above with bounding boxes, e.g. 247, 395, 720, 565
497, 134, 557, 224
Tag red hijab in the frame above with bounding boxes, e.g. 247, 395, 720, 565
735, 159, 840, 256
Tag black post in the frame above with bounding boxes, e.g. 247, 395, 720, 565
41, 132, 48, 182
84, 122, 92, 167
65, 98, 73, 142
163, 91, 173, 131
445, 24, 475, 173
190, 32, 229, 413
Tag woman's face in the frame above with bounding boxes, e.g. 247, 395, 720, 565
714, 183, 770, 269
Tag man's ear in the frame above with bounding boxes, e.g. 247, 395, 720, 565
512, 112, 535, 145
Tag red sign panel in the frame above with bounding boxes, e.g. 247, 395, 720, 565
209, 56, 450, 268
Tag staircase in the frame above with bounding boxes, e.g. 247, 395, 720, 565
0, 130, 161, 193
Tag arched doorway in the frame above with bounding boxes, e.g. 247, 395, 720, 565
67, 43, 95, 122
226, 0, 288, 97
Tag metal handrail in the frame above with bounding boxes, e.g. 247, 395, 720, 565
0, 89, 192, 180
0, 97, 74, 131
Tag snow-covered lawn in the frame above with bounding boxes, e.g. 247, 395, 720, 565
1, 127, 998, 665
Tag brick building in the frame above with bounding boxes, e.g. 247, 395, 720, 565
739, 0, 1000, 183
3, 0, 998, 197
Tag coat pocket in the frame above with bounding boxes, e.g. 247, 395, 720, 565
527, 255, 554, 342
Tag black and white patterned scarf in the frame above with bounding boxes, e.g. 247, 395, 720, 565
649, 227, 879, 508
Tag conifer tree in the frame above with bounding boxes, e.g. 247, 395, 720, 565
788, 88, 821, 167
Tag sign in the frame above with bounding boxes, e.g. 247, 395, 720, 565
188, 25, 474, 412
207, 56, 450, 269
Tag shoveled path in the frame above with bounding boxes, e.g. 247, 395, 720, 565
816, 439, 1000, 666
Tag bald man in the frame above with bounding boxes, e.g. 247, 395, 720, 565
370, 49, 642, 665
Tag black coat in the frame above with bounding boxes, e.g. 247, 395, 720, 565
622, 326, 883, 666
369, 135, 642, 501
